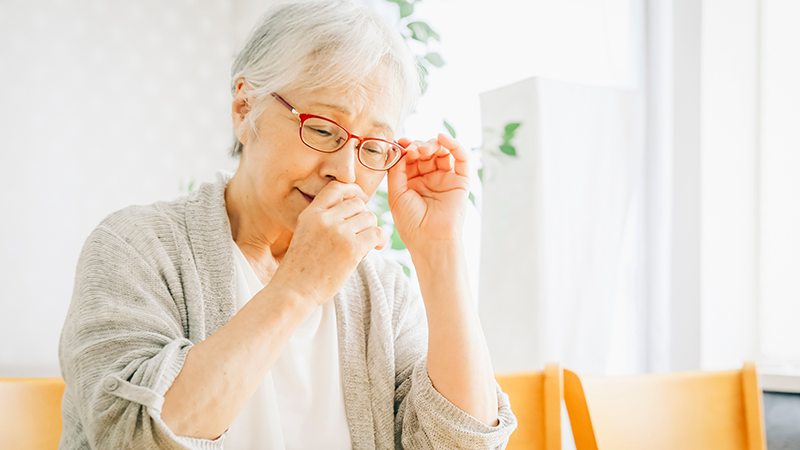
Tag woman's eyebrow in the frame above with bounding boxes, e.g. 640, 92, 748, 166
370, 121, 395, 136
309, 101, 395, 136
309, 101, 352, 115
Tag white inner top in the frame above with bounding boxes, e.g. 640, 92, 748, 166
225, 241, 353, 450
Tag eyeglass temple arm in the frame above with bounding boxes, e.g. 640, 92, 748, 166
271, 92, 299, 116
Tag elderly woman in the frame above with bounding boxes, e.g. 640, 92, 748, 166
58, 1, 515, 449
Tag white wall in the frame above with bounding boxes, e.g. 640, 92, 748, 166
0, 0, 254, 376
699, 0, 760, 370
759, 0, 800, 366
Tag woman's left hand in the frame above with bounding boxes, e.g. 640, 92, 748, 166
387, 133, 470, 252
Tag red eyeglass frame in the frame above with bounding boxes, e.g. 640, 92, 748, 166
271, 92, 405, 171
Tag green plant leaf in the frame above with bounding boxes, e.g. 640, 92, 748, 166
503, 122, 521, 139
468, 192, 475, 205
407, 21, 440, 43
386, 0, 414, 18
400, 263, 411, 277
499, 143, 517, 156
443, 119, 457, 138
400, 2, 413, 17
418, 61, 429, 95
416, 56, 429, 71
478, 167, 483, 181
424, 52, 445, 67
391, 228, 406, 250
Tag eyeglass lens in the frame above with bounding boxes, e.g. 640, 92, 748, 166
301, 117, 402, 170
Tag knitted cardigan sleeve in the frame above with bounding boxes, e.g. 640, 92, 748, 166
58, 214, 224, 450
388, 262, 518, 450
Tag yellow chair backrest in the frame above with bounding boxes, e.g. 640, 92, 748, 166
0, 377, 66, 450
563, 362, 766, 450
496, 363, 562, 450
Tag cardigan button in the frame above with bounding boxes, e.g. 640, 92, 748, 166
103, 377, 120, 391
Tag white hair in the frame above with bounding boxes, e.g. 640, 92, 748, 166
229, 0, 422, 157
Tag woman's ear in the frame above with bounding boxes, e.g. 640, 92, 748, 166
232, 79, 252, 146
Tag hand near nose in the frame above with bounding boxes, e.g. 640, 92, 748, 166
387, 133, 470, 251
272, 181, 388, 306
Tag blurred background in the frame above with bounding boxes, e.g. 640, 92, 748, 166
0, 0, 798, 445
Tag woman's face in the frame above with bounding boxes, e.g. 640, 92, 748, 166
235, 80, 400, 234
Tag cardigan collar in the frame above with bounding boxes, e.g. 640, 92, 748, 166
184, 170, 238, 340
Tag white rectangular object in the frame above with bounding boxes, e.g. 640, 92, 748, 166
479, 77, 644, 374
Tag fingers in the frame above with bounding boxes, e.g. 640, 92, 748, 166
436, 154, 455, 171
387, 151, 408, 197
327, 197, 368, 220
402, 140, 437, 177
319, 194, 383, 251
398, 137, 462, 177
356, 225, 387, 253
403, 138, 442, 163
312, 181, 369, 209
344, 210, 378, 234
437, 133, 470, 176
418, 154, 438, 175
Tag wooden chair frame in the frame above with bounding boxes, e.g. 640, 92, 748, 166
563, 362, 766, 450
0, 377, 66, 450
496, 363, 563, 450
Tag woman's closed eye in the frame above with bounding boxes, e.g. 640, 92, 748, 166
362, 142, 387, 155
310, 126, 333, 137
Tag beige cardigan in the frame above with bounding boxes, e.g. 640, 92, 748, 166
58, 172, 516, 449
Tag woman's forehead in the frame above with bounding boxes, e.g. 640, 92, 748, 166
299, 86, 399, 133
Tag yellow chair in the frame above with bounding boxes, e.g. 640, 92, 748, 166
0, 377, 66, 450
563, 362, 766, 450
496, 363, 563, 450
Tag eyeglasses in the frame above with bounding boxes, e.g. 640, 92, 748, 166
271, 92, 405, 171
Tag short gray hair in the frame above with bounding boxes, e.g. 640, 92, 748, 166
229, 0, 422, 158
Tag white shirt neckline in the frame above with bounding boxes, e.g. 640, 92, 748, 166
226, 241, 352, 450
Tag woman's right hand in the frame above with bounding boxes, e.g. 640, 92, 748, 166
272, 181, 388, 306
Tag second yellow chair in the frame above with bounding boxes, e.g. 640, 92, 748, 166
563, 362, 766, 450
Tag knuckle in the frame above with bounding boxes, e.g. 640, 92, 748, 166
316, 209, 330, 224
343, 237, 357, 254
332, 234, 349, 252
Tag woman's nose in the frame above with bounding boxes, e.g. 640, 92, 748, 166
322, 137, 359, 183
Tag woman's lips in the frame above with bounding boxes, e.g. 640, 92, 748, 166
299, 189, 315, 203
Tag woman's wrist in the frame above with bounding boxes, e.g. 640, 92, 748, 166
409, 239, 472, 309
407, 237, 465, 270
257, 276, 319, 316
